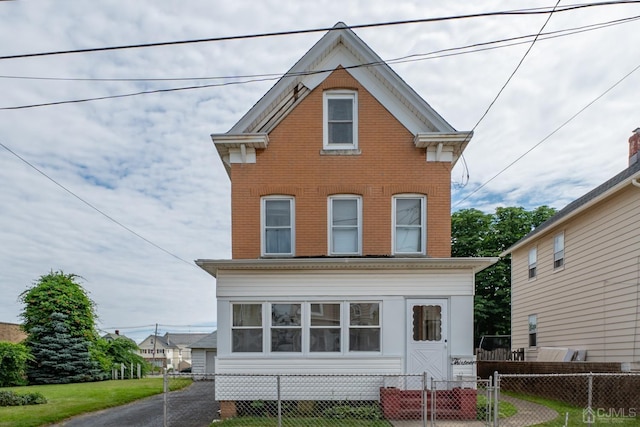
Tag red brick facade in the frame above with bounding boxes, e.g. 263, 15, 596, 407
230, 68, 452, 259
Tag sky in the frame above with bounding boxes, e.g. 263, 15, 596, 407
1, 1, 639, 343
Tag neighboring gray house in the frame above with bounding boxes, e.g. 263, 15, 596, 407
189, 331, 217, 375
503, 129, 640, 366
138, 332, 210, 371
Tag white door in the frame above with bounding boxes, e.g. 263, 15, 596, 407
406, 299, 448, 385
205, 351, 216, 374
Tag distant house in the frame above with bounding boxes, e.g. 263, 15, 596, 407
0, 322, 27, 343
504, 129, 640, 366
101, 330, 136, 344
138, 332, 209, 371
189, 331, 217, 375
196, 22, 497, 414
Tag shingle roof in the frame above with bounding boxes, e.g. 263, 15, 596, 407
503, 160, 640, 255
189, 331, 218, 349
163, 332, 211, 347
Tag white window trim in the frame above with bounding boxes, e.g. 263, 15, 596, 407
261, 196, 295, 257
323, 90, 358, 150
230, 300, 382, 356
392, 195, 427, 255
528, 314, 538, 348
328, 195, 362, 256
528, 246, 537, 280
553, 231, 564, 270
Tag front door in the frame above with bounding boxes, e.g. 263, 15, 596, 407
406, 299, 448, 385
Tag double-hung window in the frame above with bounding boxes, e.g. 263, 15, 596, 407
393, 195, 426, 255
262, 197, 294, 256
271, 303, 302, 352
528, 314, 538, 347
553, 232, 564, 269
328, 195, 361, 255
232, 303, 263, 353
323, 91, 358, 150
349, 302, 380, 352
310, 303, 341, 352
528, 247, 537, 279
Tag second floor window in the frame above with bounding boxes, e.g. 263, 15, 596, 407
262, 197, 294, 256
528, 247, 537, 279
329, 195, 361, 255
553, 232, 564, 269
324, 91, 358, 150
393, 195, 426, 255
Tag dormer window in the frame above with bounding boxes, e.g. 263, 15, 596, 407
323, 91, 358, 150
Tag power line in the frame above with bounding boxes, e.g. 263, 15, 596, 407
2, 14, 637, 83
453, 60, 640, 208
2, 13, 638, 111
455, 0, 562, 187
1, 1, 639, 61
0, 140, 197, 268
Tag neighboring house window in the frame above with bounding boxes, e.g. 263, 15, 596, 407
310, 303, 341, 352
528, 247, 537, 279
528, 314, 537, 347
271, 303, 302, 352
349, 303, 380, 352
393, 195, 426, 255
262, 197, 294, 256
323, 91, 358, 150
232, 303, 263, 353
553, 232, 564, 269
328, 195, 362, 255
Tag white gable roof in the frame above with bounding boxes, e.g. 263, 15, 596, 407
228, 22, 459, 136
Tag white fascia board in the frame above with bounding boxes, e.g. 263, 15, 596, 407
227, 24, 457, 136
502, 170, 640, 256
416, 132, 472, 165
195, 257, 499, 278
211, 133, 268, 176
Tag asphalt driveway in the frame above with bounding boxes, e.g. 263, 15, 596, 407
52, 380, 219, 427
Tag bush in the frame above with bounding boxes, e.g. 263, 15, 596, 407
0, 341, 32, 387
0, 390, 47, 406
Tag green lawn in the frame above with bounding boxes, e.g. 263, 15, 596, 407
212, 417, 393, 426
505, 392, 640, 426
0, 378, 190, 427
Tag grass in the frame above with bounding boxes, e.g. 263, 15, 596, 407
504, 392, 640, 426
477, 394, 518, 419
212, 417, 393, 426
0, 377, 191, 427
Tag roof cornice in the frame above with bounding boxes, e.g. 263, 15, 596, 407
196, 257, 499, 278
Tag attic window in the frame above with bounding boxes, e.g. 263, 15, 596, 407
323, 91, 358, 150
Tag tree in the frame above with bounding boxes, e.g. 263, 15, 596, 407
0, 342, 32, 387
19, 271, 107, 384
27, 312, 105, 384
451, 206, 556, 346
97, 337, 150, 377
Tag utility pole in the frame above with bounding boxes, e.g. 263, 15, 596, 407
152, 323, 158, 372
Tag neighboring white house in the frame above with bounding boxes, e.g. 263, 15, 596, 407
190, 331, 217, 375
138, 332, 209, 371
196, 23, 497, 411
503, 129, 640, 365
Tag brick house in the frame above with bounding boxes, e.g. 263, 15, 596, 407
197, 23, 497, 408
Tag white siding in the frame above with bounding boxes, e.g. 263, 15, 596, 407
512, 185, 640, 362
216, 269, 475, 298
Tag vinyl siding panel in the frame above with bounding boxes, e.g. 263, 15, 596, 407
216, 269, 474, 298
511, 184, 640, 362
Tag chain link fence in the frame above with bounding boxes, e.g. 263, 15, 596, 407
159, 371, 640, 426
